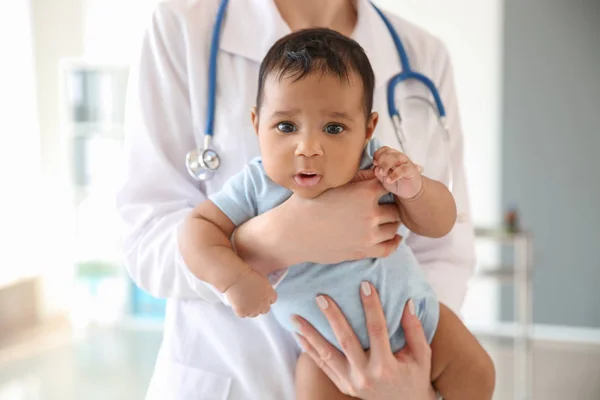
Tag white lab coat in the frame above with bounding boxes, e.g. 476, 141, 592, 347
116, 0, 477, 398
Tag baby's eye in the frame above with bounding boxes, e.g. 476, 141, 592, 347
324, 124, 344, 135
277, 122, 297, 133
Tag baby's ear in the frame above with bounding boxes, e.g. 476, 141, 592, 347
250, 106, 259, 135
365, 111, 379, 142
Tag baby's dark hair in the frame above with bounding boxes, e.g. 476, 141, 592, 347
256, 28, 375, 117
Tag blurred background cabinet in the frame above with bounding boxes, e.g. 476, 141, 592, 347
60, 60, 165, 327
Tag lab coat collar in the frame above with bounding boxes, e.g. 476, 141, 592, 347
219, 0, 398, 89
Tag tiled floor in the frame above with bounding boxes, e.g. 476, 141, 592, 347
477, 335, 600, 400
0, 322, 599, 400
0, 322, 159, 400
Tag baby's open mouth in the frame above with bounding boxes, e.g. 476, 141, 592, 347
294, 172, 321, 187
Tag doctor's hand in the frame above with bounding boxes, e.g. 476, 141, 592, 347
278, 171, 402, 266
224, 269, 277, 318
292, 283, 436, 400
233, 169, 402, 276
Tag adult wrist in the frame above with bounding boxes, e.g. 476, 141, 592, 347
267, 201, 302, 266
234, 205, 296, 274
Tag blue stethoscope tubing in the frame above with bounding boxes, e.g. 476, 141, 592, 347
187, 0, 453, 194
371, 4, 452, 192
205, 0, 229, 145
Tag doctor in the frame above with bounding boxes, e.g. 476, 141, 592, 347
117, 0, 476, 398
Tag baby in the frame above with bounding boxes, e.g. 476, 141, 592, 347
180, 28, 495, 399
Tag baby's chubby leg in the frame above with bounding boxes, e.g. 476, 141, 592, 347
430, 303, 496, 399
295, 353, 356, 400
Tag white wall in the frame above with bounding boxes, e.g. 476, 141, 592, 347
26, 0, 152, 320
374, 0, 505, 324
82, 0, 158, 63
0, 1, 41, 288
31, 0, 85, 319
501, 0, 600, 328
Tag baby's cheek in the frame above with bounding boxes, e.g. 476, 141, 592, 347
336, 161, 364, 186
264, 164, 281, 182
262, 160, 290, 188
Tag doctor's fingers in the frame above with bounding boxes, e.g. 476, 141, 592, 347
375, 222, 401, 243
349, 168, 376, 183
366, 234, 403, 259
294, 334, 350, 395
374, 204, 402, 225
316, 295, 370, 371
292, 316, 350, 379
352, 176, 390, 200
395, 300, 431, 368
358, 282, 393, 362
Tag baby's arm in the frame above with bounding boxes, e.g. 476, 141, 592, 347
178, 200, 277, 317
395, 176, 457, 238
373, 146, 457, 238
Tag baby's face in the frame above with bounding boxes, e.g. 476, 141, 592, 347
252, 71, 378, 199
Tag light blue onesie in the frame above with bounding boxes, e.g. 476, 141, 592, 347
209, 139, 440, 352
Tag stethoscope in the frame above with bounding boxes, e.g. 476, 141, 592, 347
186, 0, 453, 194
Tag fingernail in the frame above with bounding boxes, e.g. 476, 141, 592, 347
316, 295, 328, 310
361, 281, 371, 296
408, 299, 416, 316
291, 316, 302, 330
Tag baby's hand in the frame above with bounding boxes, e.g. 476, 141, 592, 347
225, 269, 278, 318
373, 146, 423, 200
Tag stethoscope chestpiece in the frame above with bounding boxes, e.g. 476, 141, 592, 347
185, 146, 221, 181
201, 148, 220, 170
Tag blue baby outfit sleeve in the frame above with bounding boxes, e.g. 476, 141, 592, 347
208, 158, 264, 226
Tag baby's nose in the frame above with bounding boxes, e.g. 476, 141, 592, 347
295, 136, 323, 157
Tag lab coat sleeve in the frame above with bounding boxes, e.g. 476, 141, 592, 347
405, 43, 477, 317
116, 4, 229, 303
